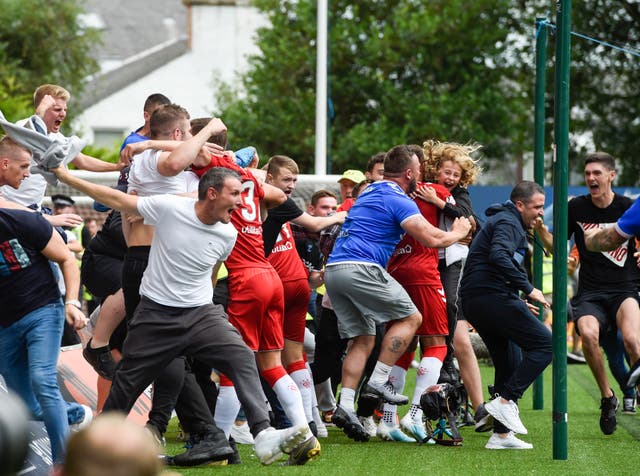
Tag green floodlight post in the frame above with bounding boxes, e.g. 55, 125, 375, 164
532, 17, 548, 411
552, 0, 570, 460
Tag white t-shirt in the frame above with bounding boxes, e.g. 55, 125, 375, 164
184, 170, 200, 194
0, 121, 67, 207
128, 149, 189, 196
137, 195, 237, 307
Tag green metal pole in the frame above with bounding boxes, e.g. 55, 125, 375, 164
532, 17, 548, 411
552, 0, 570, 460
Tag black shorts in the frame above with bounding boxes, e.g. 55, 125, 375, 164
571, 290, 639, 335
81, 250, 123, 299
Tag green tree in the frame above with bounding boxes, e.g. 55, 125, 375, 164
0, 0, 100, 123
489, 0, 640, 185
566, 0, 640, 185
215, 0, 529, 175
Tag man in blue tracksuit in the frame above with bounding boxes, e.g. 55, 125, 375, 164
460, 180, 551, 450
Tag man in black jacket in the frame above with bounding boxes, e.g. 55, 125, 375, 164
460, 180, 551, 450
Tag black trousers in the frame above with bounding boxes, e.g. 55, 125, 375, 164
462, 291, 552, 432
103, 298, 271, 437
119, 246, 186, 433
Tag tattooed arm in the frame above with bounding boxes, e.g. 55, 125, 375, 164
584, 226, 626, 252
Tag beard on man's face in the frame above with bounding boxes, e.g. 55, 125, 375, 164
407, 177, 417, 195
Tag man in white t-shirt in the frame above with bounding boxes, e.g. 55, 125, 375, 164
51, 163, 308, 466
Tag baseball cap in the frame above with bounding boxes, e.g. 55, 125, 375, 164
51, 194, 75, 208
338, 169, 366, 184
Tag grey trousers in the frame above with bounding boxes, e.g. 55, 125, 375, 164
103, 297, 270, 437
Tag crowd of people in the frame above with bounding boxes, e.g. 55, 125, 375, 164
1, 84, 639, 473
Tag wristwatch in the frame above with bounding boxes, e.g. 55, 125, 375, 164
65, 299, 82, 310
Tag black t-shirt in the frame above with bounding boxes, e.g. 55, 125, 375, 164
0, 209, 60, 326
262, 197, 304, 256
87, 210, 127, 260
568, 193, 640, 294
291, 222, 323, 272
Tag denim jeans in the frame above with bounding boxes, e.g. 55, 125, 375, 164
601, 329, 636, 399
0, 301, 86, 463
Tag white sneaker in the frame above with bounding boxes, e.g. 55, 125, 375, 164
70, 404, 93, 432
230, 420, 254, 444
485, 397, 527, 434
376, 421, 416, 443
316, 420, 329, 438
359, 416, 377, 438
253, 425, 307, 465
400, 413, 431, 443
485, 431, 533, 449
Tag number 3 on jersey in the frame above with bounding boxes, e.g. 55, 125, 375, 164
241, 180, 257, 222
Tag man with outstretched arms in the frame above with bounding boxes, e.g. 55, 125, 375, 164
51, 162, 308, 466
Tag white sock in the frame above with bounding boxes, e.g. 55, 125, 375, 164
382, 405, 397, 425
289, 367, 314, 423
339, 387, 356, 412
382, 365, 407, 425
388, 365, 407, 393
315, 379, 337, 411
214, 386, 241, 438
411, 356, 443, 407
408, 403, 423, 421
272, 374, 309, 432
369, 361, 393, 386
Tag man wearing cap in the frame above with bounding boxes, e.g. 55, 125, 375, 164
337, 169, 366, 212
51, 194, 83, 254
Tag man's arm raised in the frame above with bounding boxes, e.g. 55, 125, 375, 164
52, 166, 139, 216
157, 118, 226, 176
402, 215, 471, 248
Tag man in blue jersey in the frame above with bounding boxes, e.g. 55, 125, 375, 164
324, 144, 471, 441
119, 93, 171, 159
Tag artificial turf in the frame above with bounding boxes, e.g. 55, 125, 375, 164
163, 363, 639, 475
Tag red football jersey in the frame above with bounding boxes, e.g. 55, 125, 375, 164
387, 182, 452, 286
268, 222, 308, 282
209, 156, 270, 270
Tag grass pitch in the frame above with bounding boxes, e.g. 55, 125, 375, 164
163, 363, 639, 475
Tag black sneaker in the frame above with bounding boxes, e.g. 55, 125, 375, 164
331, 406, 370, 442
172, 430, 234, 466
82, 338, 117, 380
599, 391, 619, 435
361, 381, 409, 405
285, 435, 321, 465
474, 403, 493, 432
227, 437, 241, 465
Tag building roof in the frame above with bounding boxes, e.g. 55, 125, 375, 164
82, 0, 187, 70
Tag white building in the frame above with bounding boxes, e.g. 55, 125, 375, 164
75, 0, 267, 146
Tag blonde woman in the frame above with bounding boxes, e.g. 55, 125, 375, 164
419, 140, 490, 431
